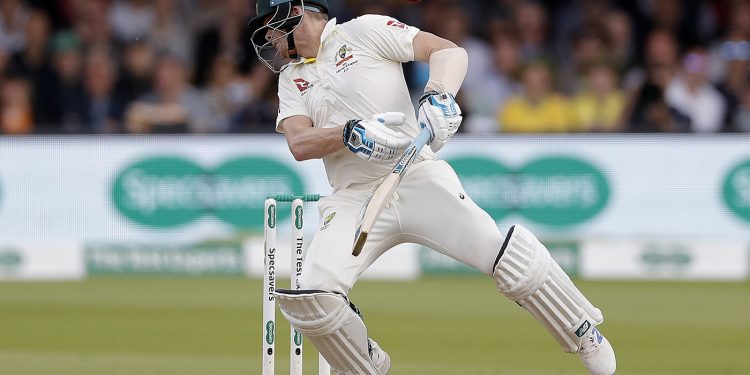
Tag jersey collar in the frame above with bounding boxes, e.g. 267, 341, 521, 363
319, 18, 338, 46
285, 18, 337, 68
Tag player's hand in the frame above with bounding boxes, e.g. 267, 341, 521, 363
343, 112, 411, 164
417, 91, 462, 152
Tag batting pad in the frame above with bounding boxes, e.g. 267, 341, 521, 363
275, 289, 382, 375
493, 225, 604, 353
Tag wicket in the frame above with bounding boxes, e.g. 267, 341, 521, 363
263, 195, 331, 375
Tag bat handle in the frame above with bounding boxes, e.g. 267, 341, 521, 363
412, 125, 433, 151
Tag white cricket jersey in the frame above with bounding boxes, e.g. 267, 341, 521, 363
276, 15, 435, 191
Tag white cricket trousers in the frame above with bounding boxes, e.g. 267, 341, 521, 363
300, 159, 504, 295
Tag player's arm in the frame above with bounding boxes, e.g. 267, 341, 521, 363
411, 31, 468, 152
412, 31, 457, 64
280, 116, 344, 161
281, 113, 412, 163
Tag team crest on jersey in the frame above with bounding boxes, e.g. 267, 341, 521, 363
335, 45, 358, 73
386, 20, 406, 29
293, 78, 313, 95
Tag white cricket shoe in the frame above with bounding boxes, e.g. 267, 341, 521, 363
578, 326, 616, 375
369, 338, 391, 374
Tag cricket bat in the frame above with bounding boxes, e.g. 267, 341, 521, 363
352, 126, 433, 256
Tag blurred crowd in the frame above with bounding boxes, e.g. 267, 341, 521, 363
2, 0, 750, 134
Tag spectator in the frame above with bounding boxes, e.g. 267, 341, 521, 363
514, 0, 550, 60
7, 9, 57, 128
108, 0, 155, 43
552, 0, 611, 70
665, 47, 726, 133
623, 28, 681, 93
638, 0, 703, 50
558, 25, 610, 94
733, 86, 750, 132
125, 54, 219, 133
151, 0, 192, 64
622, 29, 686, 133
0, 0, 28, 53
602, 8, 636, 71
624, 64, 690, 133
114, 38, 155, 105
0, 45, 8, 75
229, 62, 277, 133
73, 0, 113, 48
571, 60, 626, 132
51, 30, 87, 133
72, 47, 127, 133
1, 74, 33, 134
463, 27, 522, 133
498, 59, 573, 133
192, 0, 253, 86
709, 0, 750, 130
205, 52, 252, 131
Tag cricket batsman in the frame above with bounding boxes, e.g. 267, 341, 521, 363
249, 1, 617, 373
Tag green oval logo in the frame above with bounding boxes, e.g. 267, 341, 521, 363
265, 321, 275, 345
294, 330, 303, 346
295, 205, 303, 230
448, 155, 610, 226
0, 249, 23, 268
448, 156, 513, 220
212, 157, 304, 228
112, 157, 206, 228
267, 204, 276, 229
516, 156, 610, 226
112, 156, 305, 229
722, 160, 750, 223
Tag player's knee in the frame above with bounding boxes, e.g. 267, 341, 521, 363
299, 265, 349, 295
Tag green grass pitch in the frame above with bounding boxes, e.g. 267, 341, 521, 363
0, 277, 748, 374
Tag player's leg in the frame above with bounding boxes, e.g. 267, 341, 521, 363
275, 290, 389, 375
276, 189, 399, 375
496, 224, 616, 375
396, 160, 616, 375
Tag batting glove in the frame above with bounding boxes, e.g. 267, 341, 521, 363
418, 91, 462, 153
343, 112, 411, 164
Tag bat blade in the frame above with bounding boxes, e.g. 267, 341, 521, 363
352, 231, 368, 256
351, 174, 400, 256
351, 127, 432, 256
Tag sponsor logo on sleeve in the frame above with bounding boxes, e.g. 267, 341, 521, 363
386, 20, 406, 29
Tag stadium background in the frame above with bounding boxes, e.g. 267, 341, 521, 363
1, 0, 749, 374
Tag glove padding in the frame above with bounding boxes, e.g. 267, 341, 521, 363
418, 91, 462, 152
343, 112, 411, 164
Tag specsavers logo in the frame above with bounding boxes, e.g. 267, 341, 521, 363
722, 159, 750, 223
112, 156, 305, 229
448, 155, 610, 226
